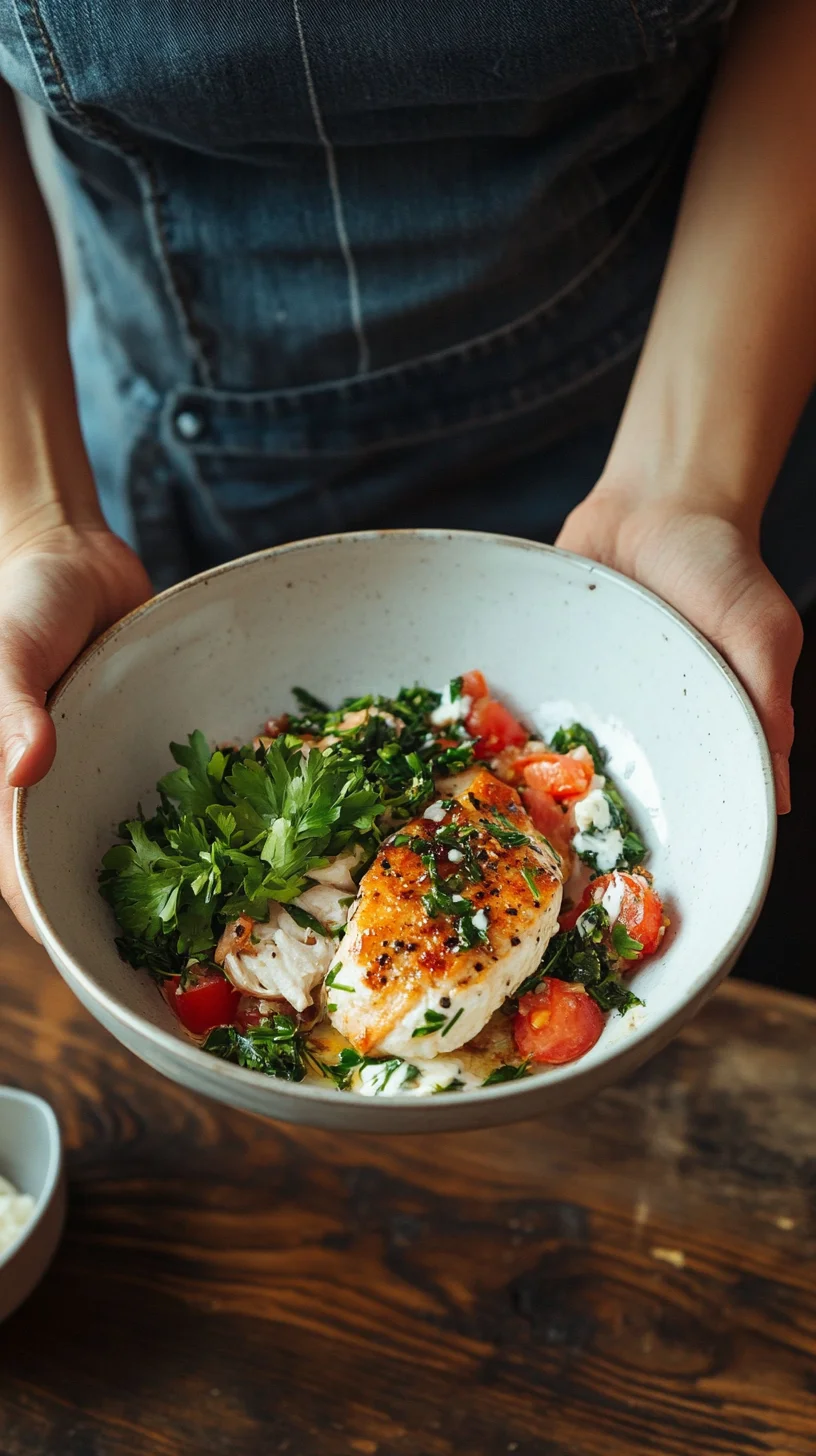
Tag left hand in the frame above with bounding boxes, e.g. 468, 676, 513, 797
556, 482, 803, 813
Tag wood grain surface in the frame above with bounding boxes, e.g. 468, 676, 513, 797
0, 901, 814, 1456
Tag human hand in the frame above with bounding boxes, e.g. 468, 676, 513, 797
0, 524, 152, 935
556, 482, 803, 813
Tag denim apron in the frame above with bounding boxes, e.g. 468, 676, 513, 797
6, 0, 809, 605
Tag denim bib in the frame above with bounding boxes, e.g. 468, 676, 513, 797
0, 1, 733, 583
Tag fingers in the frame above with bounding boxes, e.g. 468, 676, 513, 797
0, 624, 57, 938
0, 641, 57, 790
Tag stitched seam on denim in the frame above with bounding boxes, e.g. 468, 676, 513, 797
176, 144, 674, 411
190, 325, 645, 461
17, 1, 213, 388
24, 0, 75, 114
292, 0, 370, 376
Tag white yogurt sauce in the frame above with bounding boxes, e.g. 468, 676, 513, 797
0, 1174, 34, 1255
423, 800, 448, 823
572, 788, 624, 872
600, 872, 626, 925
430, 683, 472, 728
356, 1055, 482, 1098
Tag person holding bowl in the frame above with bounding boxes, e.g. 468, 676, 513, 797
0, 0, 812, 936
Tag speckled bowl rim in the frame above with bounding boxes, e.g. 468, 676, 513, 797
14, 529, 777, 1117
0, 1088, 63, 1271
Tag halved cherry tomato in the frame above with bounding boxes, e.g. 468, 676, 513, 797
467, 696, 528, 759
522, 785, 574, 865
564, 872, 664, 957
163, 969, 241, 1035
514, 980, 604, 1064
461, 669, 488, 701
521, 746, 594, 802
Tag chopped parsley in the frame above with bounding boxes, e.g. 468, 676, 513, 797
440, 1006, 464, 1038
611, 921, 643, 960
100, 733, 381, 969
203, 1016, 307, 1081
285, 904, 329, 937
412, 1008, 449, 1038
514, 906, 643, 1017
482, 1061, 531, 1086
550, 722, 605, 773
326, 964, 355, 994
520, 865, 542, 902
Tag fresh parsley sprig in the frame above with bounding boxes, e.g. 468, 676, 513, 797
100, 734, 382, 966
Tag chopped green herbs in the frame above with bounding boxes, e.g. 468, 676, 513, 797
100, 735, 381, 964
412, 1008, 449, 1038
440, 1006, 464, 1038
611, 922, 644, 960
285, 904, 329, 937
482, 1061, 531, 1086
203, 1016, 307, 1081
326, 964, 355, 994
485, 814, 530, 850
550, 722, 605, 773
432, 1077, 466, 1095
514, 905, 644, 1018
520, 865, 542, 902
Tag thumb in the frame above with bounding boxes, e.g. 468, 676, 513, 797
0, 633, 57, 789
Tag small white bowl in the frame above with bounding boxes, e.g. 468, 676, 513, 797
0, 1088, 64, 1322
14, 531, 775, 1132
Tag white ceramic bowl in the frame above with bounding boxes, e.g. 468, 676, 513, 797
0, 1088, 65, 1322
15, 531, 775, 1132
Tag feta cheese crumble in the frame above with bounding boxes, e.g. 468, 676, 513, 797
573, 789, 624, 872
0, 1174, 35, 1256
423, 800, 447, 823
430, 682, 472, 727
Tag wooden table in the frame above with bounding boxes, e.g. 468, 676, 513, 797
1, 903, 815, 1456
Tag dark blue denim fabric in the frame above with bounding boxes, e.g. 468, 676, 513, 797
3, 0, 784, 593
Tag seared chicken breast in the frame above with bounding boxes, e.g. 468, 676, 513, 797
329, 768, 562, 1057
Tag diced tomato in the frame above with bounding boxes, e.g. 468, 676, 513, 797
467, 696, 528, 759
461, 669, 488, 702
521, 746, 594, 803
514, 980, 604, 1064
522, 785, 574, 866
565, 872, 665, 957
163, 969, 241, 1036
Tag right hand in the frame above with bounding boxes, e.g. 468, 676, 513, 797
0, 523, 152, 936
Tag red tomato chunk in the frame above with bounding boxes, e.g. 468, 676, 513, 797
467, 696, 528, 759
164, 969, 241, 1035
563, 872, 664, 957
461, 669, 488, 702
514, 980, 604, 1064
521, 746, 594, 802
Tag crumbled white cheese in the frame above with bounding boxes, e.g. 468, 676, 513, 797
471, 908, 489, 934
572, 788, 624, 872
0, 1175, 34, 1255
574, 826, 624, 873
574, 789, 611, 834
430, 684, 472, 727
423, 800, 448, 823
447, 848, 464, 863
